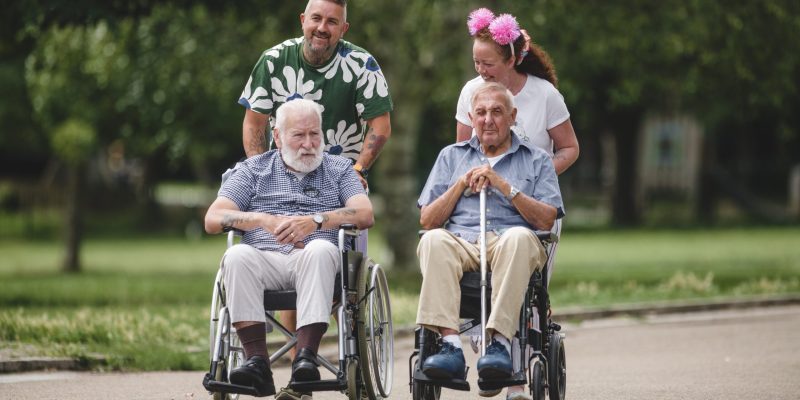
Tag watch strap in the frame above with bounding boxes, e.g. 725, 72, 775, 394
507, 185, 520, 201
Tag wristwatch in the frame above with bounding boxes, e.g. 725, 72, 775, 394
507, 185, 520, 201
353, 163, 369, 178
312, 214, 325, 230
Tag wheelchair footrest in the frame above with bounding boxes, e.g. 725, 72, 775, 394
413, 369, 471, 391
203, 373, 263, 397
290, 378, 347, 392
477, 371, 527, 391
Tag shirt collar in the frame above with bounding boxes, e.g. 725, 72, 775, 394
465, 131, 524, 155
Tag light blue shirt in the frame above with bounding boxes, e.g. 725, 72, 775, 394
417, 134, 564, 243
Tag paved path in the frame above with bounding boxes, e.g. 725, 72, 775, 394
2, 305, 799, 399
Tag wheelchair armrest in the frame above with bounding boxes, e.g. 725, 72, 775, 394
225, 229, 244, 248
339, 224, 360, 237
535, 230, 558, 243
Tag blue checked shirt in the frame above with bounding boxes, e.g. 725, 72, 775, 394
218, 150, 365, 254
418, 134, 564, 243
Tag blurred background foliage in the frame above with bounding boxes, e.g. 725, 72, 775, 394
1, 0, 799, 272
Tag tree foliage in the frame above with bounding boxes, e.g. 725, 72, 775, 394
2, 0, 799, 268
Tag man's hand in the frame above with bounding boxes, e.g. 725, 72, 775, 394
356, 173, 369, 190
464, 165, 509, 195
273, 215, 317, 246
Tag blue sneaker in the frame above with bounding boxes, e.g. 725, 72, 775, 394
422, 342, 466, 380
477, 340, 512, 379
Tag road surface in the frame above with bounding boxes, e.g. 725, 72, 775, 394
2, 305, 799, 399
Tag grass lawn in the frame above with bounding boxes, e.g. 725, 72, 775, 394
1, 226, 799, 371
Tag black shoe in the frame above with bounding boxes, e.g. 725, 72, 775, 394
230, 355, 276, 396
292, 348, 321, 382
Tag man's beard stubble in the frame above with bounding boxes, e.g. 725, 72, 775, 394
304, 33, 335, 65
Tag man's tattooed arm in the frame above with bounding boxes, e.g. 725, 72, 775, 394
243, 110, 270, 158
336, 208, 357, 216
355, 113, 391, 169
220, 212, 258, 230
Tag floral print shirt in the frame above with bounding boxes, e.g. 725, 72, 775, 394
239, 38, 393, 162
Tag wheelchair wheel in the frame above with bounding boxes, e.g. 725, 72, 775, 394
547, 333, 566, 400
411, 359, 441, 400
346, 358, 367, 400
209, 276, 244, 400
356, 259, 393, 399
529, 359, 545, 400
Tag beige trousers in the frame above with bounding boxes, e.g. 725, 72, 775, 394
221, 240, 340, 328
415, 227, 546, 339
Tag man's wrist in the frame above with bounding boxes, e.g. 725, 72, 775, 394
353, 163, 369, 178
506, 184, 520, 201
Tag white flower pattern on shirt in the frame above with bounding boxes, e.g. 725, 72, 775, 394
325, 120, 362, 160
271, 66, 323, 105
318, 47, 368, 83
239, 75, 273, 110
357, 56, 389, 99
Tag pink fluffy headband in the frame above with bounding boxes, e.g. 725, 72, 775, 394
467, 8, 522, 58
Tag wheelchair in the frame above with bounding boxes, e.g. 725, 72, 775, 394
409, 190, 566, 400
203, 224, 394, 400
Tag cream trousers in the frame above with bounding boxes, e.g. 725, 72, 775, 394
415, 227, 546, 339
221, 240, 340, 329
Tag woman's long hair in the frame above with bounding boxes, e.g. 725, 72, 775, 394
474, 29, 558, 87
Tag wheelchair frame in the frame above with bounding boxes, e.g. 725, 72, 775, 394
203, 225, 394, 400
409, 190, 566, 400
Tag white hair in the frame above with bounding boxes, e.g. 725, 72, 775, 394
274, 99, 323, 138
471, 82, 515, 112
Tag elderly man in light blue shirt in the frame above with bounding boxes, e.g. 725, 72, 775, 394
415, 82, 564, 388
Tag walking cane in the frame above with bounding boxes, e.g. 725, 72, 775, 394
479, 187, 488, 357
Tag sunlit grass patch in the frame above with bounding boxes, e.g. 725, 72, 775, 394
0, 305, 207, 370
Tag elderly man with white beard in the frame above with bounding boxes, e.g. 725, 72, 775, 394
205, 98, 374, 396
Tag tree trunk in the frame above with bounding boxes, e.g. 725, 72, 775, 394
696, 132, 717, 224
610, 111, 643, 226
62, 164, 84, 273
377, 102, 421, 270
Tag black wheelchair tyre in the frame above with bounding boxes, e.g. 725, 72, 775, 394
411, 360, 441, 400
547, 333, 566, 400
346, 358, 366, 400
529, 360, 546, 400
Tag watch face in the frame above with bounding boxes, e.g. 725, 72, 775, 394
313, 214, 324, 224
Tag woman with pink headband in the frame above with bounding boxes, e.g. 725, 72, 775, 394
455, 9, 578, 400
456, 8, 579, 175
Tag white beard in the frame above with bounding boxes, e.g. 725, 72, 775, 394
281, 145, 323, 173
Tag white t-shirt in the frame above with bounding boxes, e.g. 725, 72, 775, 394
456, 75, 570, 156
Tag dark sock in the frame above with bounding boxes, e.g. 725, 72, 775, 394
295, 322, 327, 355
237, 323, 268, 360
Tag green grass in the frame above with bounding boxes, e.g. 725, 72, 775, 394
1, 227, 799, 371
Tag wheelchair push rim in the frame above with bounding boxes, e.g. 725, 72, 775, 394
356, 259, 394, 399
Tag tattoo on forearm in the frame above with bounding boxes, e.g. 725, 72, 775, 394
365, 131, 388, 154
336, 208, 357, 216
221, 213, 251, 229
